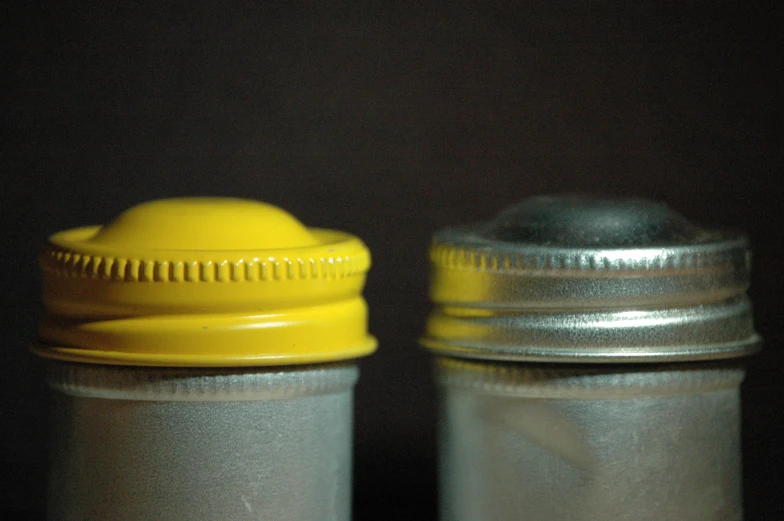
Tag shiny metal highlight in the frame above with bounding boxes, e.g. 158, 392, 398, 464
424, 195, 758, 361
424, 195, 759, 521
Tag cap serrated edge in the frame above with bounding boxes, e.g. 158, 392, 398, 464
40, 246, 369, 283
429, 243, 750, 273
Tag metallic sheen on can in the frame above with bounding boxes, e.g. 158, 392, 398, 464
35, 198, 375, 521
46, 362, 357, 521
424, 195, 759, 521
438, 358, 743, 521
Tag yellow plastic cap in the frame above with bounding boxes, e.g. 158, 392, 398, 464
34, 197, 376, 366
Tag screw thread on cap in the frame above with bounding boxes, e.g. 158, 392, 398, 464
423, 194, 760, 362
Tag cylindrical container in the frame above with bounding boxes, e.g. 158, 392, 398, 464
421, 195, 760, 521
34, 197, 376, 521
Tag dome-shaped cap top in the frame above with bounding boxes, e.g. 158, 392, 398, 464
88, 197, 320, 250
484, 195, 707, 247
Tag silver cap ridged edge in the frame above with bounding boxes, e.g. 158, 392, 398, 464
423, 195, 760, 362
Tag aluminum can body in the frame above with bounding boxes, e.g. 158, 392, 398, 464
422, 195, 760, 521
34, 198, 376, 521
46, 361, 357, 521
437, 359, 743, 521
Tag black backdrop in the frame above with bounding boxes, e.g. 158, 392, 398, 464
2, 2, 781, 519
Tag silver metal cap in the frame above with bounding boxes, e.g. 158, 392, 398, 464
422, 195, 760, 362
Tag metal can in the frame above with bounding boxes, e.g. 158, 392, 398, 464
34, 198, 376, 521
422, 195, 760, 521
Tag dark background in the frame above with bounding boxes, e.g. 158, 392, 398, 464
2, 1, 781, 519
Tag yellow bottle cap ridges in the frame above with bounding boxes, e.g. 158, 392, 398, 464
34, 197, 376, 366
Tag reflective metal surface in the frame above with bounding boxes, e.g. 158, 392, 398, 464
425, 296, 758, 362
424, 195, 758, 361
424, 195, 759, 521
46, 362, 357, 521
438, 358, 744, 521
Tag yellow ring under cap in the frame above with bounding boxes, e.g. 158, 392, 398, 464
35, 197, 376, 366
